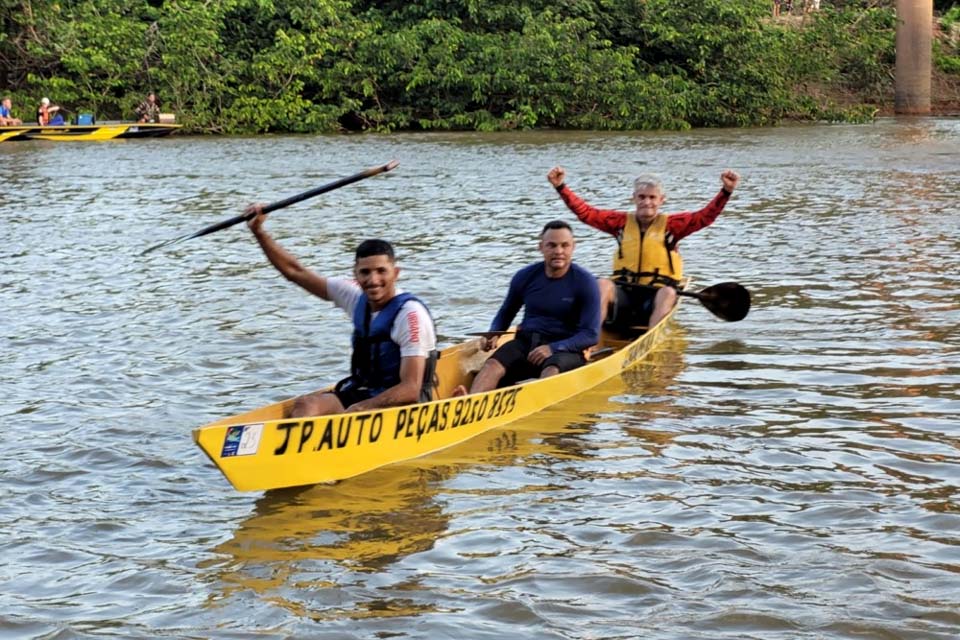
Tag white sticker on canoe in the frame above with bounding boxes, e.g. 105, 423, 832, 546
221, 423, 263, 457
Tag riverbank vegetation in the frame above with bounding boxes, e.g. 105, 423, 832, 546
1, 0, 957, 132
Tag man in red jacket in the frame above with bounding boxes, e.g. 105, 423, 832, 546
548, 166, 740, 331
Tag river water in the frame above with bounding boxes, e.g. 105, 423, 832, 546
1, 119, 958, 639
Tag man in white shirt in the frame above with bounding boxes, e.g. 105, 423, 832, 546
245, 204, 437, 417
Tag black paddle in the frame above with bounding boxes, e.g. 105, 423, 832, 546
676, 282, 750, 321
141, 160, 400, 255
623, 281, 751, 321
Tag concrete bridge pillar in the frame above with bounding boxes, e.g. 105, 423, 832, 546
895, 0, 932, 114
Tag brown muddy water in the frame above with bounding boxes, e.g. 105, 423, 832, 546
1, 118, 958, 639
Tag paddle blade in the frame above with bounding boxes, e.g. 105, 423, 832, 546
696, 282, 751, 321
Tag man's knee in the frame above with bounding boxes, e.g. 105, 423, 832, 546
481, 357, 506, 376
655, 285, 678, 306
541, 352, 587, 377
475, 357, 507, 386
292, 392, 342, 417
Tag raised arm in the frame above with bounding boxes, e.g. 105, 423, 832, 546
721, 169, 740, 193
547, 165, 626, 237
547, 166, 566, 188
245, 204, 330, 300
665, 169, 741, 241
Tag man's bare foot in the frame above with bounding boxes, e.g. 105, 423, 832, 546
451, 385, 468, 397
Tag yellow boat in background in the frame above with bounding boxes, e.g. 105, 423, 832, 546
193, 292, 688, 492
0, 122, 181, 142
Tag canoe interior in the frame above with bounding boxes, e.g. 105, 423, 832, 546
199, 325, 636, 430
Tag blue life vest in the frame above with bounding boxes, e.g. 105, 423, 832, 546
349, 292, 438, 400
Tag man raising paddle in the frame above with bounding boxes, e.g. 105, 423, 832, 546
547, 167, 740, 333
245, 204, 438, 417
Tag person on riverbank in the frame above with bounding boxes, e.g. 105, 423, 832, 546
0, 97, 22, 126
245, 204, 438, 417
455, 220, 600, 395
135, 92, 160, 123
37, 97, 63, 125
547, 166, 740, 332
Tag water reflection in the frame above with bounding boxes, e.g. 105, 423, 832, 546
210, 431, 547, 574
209, 466, 448, 574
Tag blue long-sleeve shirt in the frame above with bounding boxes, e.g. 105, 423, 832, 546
490, 262, 600, 353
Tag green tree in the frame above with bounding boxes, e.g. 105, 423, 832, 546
0, 0, 906, 132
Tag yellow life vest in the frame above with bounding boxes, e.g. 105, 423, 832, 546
611, 213, 683, 286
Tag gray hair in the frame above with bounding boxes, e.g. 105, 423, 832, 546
633, 174, 663, 195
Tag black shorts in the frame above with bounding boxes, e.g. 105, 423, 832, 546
605, 285, 656, 332
333, 377, 375, 408
490, 331, 587, 386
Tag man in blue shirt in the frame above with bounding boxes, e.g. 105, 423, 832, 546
458, 220, 601, 394
0, 97, 22, 126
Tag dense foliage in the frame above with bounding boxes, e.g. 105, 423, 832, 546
0, 0, 955, 132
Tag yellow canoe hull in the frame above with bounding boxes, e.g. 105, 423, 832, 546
0, 122, 181, 142
0, 128, 28, 142
27, 124, 134, 141
194, 294, 684, 492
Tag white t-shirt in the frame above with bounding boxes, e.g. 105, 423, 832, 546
327, 278, 436, 358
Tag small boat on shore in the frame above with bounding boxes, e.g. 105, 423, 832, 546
0, 122, 181, 142
193, 287, 693, 492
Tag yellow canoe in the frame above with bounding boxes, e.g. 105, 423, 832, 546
211, 345, 687, 579
194, 291, 685, 492
0, 122, 181, 142
0, 128, 29, 142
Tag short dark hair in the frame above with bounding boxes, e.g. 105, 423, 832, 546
540, 220, 573, 237
355, 239, 395, 262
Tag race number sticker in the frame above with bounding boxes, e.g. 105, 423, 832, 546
221, 424, 264, 457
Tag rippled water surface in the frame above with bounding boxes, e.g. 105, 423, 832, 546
2, 119, 959, 639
